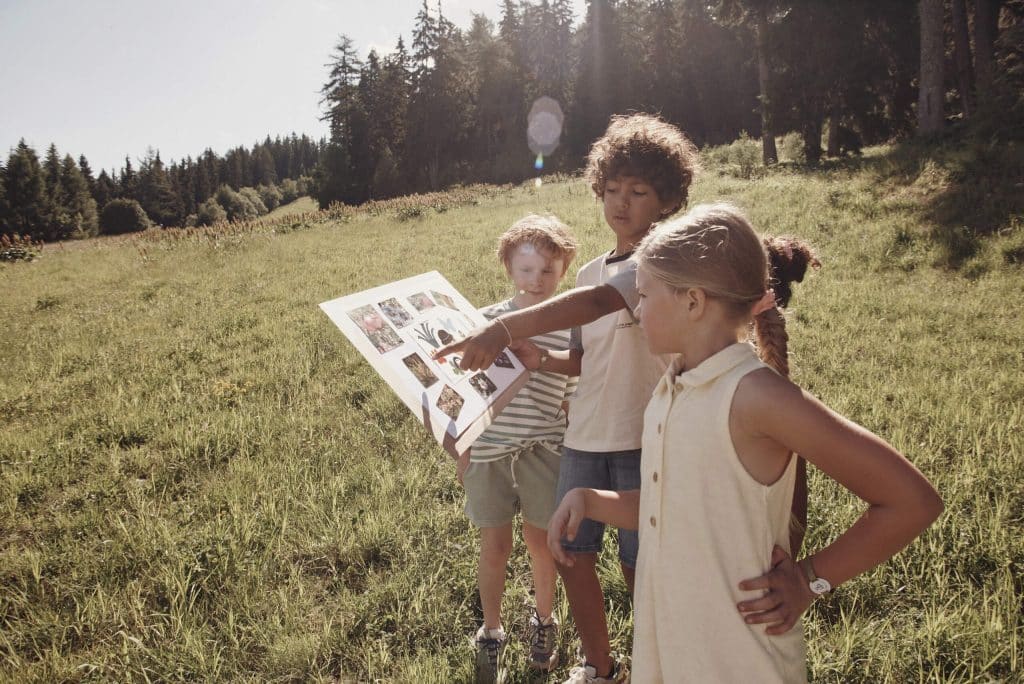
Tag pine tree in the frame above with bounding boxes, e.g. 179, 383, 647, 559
57, 154, 99, 237
317, 34, 364, 205
321, 35, 363, 142
466, 14, 525, 181
253, 145, 277, 186
196, 150, 218, 203
43, 144, 62, 206
568, 0, 627, 157
642, 1, 687, 124
314, 142, 355, 207
137, 149, 184, 227
173, 159, 197, 217
94, 170, 117, 211
78, 155, 96, 198
3, 140, 51, 239
376, 37, 412, 193
120, 157, 138, 200
405, 1, 472, 190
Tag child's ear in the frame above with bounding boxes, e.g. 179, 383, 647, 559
678, 287, 705, 317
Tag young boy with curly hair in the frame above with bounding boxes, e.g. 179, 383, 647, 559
439, 114, 701, 683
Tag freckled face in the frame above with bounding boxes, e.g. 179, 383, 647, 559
506, 244, 565, 308
636, 265, 686, 355
602, 176, 674, 249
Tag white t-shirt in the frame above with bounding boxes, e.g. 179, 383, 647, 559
564, 251, 670, 452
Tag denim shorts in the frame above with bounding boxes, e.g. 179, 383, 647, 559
554, 446, 641, 568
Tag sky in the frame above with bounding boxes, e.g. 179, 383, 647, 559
1, 0, 586, 174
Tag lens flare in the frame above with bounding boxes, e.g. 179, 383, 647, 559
527, 96, 564, 157
534, 153, 544, 170
534, 178, 543, 188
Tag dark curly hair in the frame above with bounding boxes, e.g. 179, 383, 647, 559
584, 113, 701, 215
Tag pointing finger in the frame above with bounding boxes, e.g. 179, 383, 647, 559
432, 338, 467, 360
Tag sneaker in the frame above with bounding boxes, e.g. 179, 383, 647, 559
527, 610, 558, 671
473, 625, 506, 684
561, 660, 627, 684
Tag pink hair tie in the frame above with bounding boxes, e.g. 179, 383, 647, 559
751, 290, 777, 316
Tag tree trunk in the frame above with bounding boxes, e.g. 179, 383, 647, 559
802, 117, 822, 165
951, 0, 975, 118
827, 107, 841, 157
974, 0, 1003, 91
917, 0, 945, 136
755, 10, 778, 165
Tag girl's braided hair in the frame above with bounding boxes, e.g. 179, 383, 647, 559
635, 203, 819, 376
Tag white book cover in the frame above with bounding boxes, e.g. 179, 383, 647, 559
320, 271, 529, 457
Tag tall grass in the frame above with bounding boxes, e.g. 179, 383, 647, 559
1, 147, 1021, 681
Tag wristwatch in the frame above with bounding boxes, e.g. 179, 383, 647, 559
800, 557, 833, 596
538, 348, 551, 370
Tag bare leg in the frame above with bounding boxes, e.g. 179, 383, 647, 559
557, 553, 613, 676
478, 524, 514, 630
620, 562, 635, 596
522, 522, 557, 618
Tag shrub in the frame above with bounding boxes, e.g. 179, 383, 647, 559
779, 132, 806, 163
99, 198, 152, 235
214, 185, 259, 222
196, 198, 228, 226
702, 143, 731, 167
727, 132, 762, 179
256, 184, 283, 211
239, 187, 268, 216
278, 179, 300, 204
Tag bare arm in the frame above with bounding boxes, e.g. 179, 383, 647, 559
547, 487, 640, 566
507, 341, 583, 377
542, 348, 583, 377
735, 372, 943, 633
790, 458, 807, 555
433, 284, 626, 370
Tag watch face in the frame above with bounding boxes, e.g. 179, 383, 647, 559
810, 578, 832, 595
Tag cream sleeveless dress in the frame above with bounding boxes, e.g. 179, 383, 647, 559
633, 342, 806, 683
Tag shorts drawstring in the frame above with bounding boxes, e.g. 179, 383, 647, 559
509, 449, 521, 488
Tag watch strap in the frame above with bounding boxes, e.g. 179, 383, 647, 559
801, 557, 833, 596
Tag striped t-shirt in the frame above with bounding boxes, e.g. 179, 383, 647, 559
470, 299, 579, 462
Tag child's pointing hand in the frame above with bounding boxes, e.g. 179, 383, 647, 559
432, 319, 510, 370
736, 545, 816, 635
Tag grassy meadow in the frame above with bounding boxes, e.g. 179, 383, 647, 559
2, 141, 1022, 682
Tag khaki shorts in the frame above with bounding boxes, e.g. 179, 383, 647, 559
463, 443, 561, 529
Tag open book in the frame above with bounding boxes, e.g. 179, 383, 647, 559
320, 271, 529, 457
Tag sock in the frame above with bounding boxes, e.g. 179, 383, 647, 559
481, 625, 505, 640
